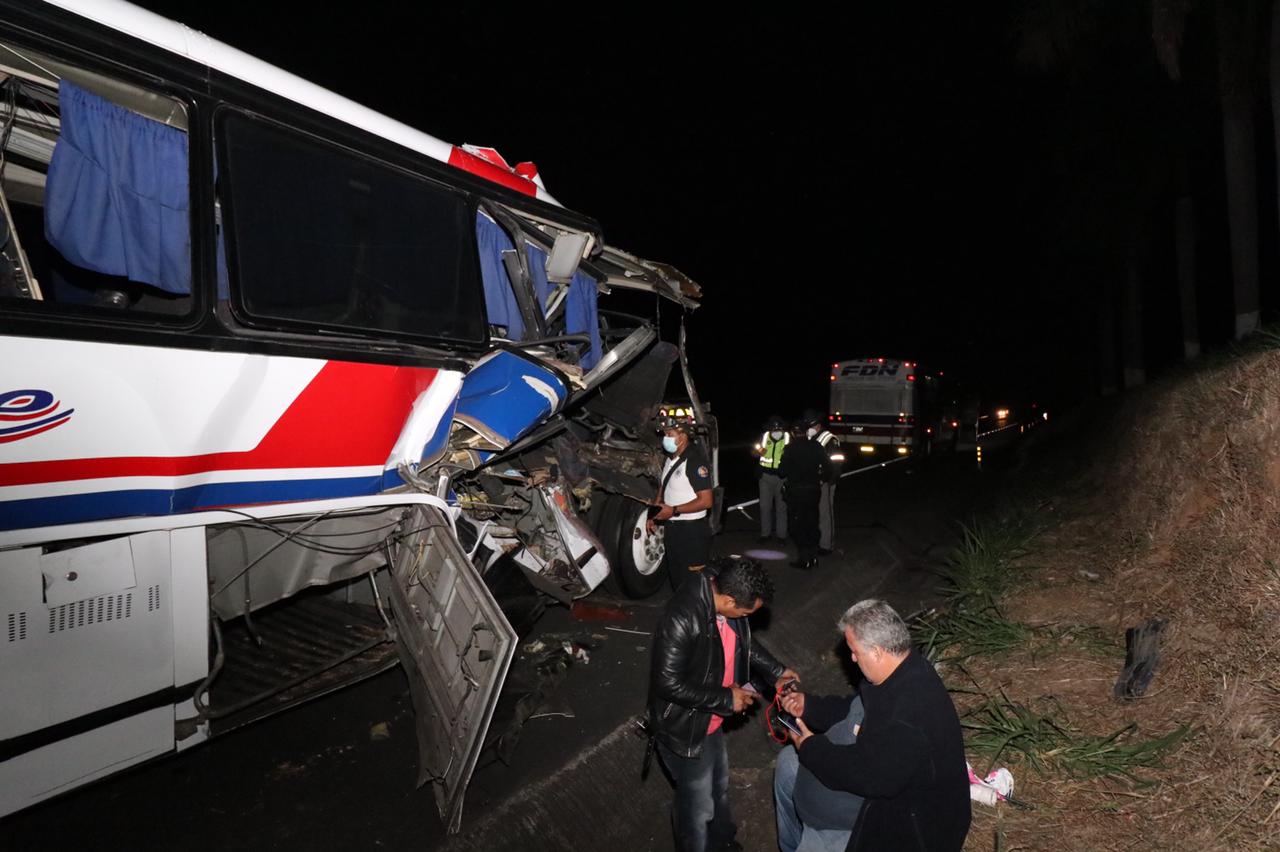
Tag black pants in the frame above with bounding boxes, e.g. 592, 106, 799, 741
663, 517, 712, 590
787, 486, 820, 562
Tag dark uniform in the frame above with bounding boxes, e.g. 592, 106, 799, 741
660, 440, 714, 590
779, 424, 833, 569
805, 410, 844, 554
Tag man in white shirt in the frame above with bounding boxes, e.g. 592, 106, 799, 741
649, 417, 715, 590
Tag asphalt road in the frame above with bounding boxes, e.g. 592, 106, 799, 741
3, 447, 1012, 852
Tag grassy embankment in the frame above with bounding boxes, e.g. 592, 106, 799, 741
926, 331, 1280, 851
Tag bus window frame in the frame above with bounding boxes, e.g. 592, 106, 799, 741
212, 104, 491, 352
0, 28, 206, 334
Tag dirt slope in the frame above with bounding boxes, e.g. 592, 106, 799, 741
964, 348, 1280, 851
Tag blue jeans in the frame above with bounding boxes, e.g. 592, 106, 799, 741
658, 731, 736, 852
774, 697, 866, 852
774, 749, 853, 852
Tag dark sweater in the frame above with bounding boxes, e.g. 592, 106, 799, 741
797, 650, 970, 852
778, 436, 832, 489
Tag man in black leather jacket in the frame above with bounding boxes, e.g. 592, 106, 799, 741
648, 556, 798, 852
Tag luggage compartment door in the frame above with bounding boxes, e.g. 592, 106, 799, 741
385, 504, 516, 833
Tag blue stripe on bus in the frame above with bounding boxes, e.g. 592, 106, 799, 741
0, 475, 386, 532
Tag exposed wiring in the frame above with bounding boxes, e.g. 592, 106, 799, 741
209, 509, 338, 598
370, 558, 395, 636
211, 507, 424, 561
466, 521, 494, 562
191, 615, 226, 719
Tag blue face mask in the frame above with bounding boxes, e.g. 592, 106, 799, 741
662, 436, 679, 454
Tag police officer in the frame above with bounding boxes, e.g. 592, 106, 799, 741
779, 419, 834, 570
649, 416, 714, 590
755, 414, 789, 543
801, 410, 844, 555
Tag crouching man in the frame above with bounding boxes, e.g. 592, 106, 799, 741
779, 599, 970, 852
649, 556, 799, 852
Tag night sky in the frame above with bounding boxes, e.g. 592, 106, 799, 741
131, 2, 1274, 437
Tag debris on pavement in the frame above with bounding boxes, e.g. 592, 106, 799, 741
488, 631, 608, 764
604, 625, 651, 636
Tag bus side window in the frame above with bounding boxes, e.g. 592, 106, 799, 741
0, 43, 192, 318
216, 111, 486, 346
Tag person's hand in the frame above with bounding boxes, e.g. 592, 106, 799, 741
780, 690, 805, 718
653, 503, 675, 522
787, 717, 813, 748
775, 669, 800, 695
730, 685, 757, 713
645, 517, 656, 534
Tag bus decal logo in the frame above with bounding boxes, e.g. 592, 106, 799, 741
841, 365, 899, 377
0, 389, 75, 443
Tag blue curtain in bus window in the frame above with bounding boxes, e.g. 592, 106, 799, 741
473, 212, 599, 365
520, 241, 555, 321
565, 269, 601, 370
44, 79, 190, 295
475, 212, 555, 341
523, 241, 601, 370
475, 211, 524, 339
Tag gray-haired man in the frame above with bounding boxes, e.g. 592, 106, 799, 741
775, 600, 970, 852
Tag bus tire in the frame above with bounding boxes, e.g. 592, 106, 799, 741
598, 493, 667, 599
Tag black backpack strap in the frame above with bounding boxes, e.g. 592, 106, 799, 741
657, 456, 687, 503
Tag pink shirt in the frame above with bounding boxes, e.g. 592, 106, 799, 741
707, 615, 737, 735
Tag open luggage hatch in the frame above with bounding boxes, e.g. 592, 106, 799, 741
385, 504, 517, 832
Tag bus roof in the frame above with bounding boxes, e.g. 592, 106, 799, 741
834, 358, 915, 367
44, 0, 561, 206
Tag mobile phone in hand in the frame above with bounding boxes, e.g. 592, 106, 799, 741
741, 682, 759, 695
776, 710, 803, 736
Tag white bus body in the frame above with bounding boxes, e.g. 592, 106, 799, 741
0, 0, 708, 829
828, 358, 936, 457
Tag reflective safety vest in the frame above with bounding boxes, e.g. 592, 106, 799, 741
759, 431, 789, 470
817, 430, 845, 463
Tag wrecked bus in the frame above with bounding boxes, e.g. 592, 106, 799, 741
0, 0, 715, 831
